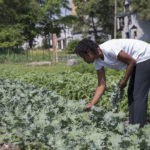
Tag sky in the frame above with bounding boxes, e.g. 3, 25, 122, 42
61, 8, 70, 16
61, 0, 71, 17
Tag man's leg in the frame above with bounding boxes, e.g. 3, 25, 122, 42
128, 67, 136, 124
133, 59, 150, 128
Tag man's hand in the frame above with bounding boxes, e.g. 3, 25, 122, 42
85, 103, 104, 112
119, 80, 127, 89
85, 103, 94, 109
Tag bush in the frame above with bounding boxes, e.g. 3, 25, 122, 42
0, 55, 7, 63
71, 59, 96, 74
66, 40, 79, 53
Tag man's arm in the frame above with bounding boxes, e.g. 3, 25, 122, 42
86, 67, 106, 109
117, 50, 136, 89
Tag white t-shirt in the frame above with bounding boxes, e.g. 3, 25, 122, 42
94, 39, 150, 70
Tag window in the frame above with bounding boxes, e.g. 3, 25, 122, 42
58, 40, 61, 49
128, 15, 132, 25
119, 17, 124, 30
126, 32, 129, 38
134, 31, 137, 39
125, 4, 129, 12
131, 25, 137, 39
63, 39, 66, 49
57, 33, 61, 38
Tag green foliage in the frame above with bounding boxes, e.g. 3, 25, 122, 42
0, 0, 42, 48
0, 64, 149, 121
0, 25, 24, 48
39, 0, 72, 49
71, 58, 96, 74
132, 0, 150, 21
0, 0, 72, 49
0, 78, 150, 149
72, 0, 124, 41
66, 40, 80, 52
0, 65, 128, 113
71, 62, 96, 74
0, 55, 7, 63
110, 81, 124, 111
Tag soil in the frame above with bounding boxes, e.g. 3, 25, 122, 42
0, 144, 20, 150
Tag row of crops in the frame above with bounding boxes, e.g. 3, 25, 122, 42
0, 78, 150, 150
0, 64, 150, 149
0, 66, 150, 118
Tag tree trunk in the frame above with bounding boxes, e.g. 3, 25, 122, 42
52, 34, 58, 62
29, 38, 33, 49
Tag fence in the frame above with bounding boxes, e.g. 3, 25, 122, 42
0, 48, 77, 63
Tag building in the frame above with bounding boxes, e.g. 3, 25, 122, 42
117, 0, 150, 41
24, 0, 108, 50
55, 25, 74, 50
55, 0, 108, 50
54, 0, 81, 50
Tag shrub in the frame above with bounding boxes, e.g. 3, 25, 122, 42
71, 59, 96, 74
66, 40, 79, 53
0, 55, 7, 63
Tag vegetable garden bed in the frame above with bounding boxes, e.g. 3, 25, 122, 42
0, 78, 150, 150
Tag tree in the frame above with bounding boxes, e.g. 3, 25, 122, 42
0, 0, 24, 48
0, 25, 24, 48
0, 0, 42, 49
39, 0, 72, 48
132, 0, 150, 21
0, 0, 77, 50
72, 0, 113, 42
17, 0, 42, 49
72, 0, 124, 42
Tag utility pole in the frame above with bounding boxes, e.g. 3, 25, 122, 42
114, 0, 117, 39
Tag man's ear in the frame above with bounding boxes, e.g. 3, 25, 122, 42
87, 50, 94, 55
88, 50, 98, 58
97, 47, 100, 52
97, 47, 102, 55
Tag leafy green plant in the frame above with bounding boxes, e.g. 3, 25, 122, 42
0, 64, 149, 121
65, 40, 79, 53
0, 78, 150, 149
0, 55, 7, 63
71, 58, 96, 74
110, 81, 124, 111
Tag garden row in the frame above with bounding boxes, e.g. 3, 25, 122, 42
0, 78, 150, 149
0, 64, 149, 120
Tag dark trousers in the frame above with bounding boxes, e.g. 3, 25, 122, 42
128, 59, 150, 128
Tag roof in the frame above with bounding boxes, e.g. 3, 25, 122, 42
124, 0, 132, 5
117, 0, 133, 18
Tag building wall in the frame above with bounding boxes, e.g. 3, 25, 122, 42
134, 15, 150, 41
121, 14, 150, 41
117, 0, 150, 42
56, 26, 74, 50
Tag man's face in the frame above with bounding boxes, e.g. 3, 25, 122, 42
79, 51, 96, 64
